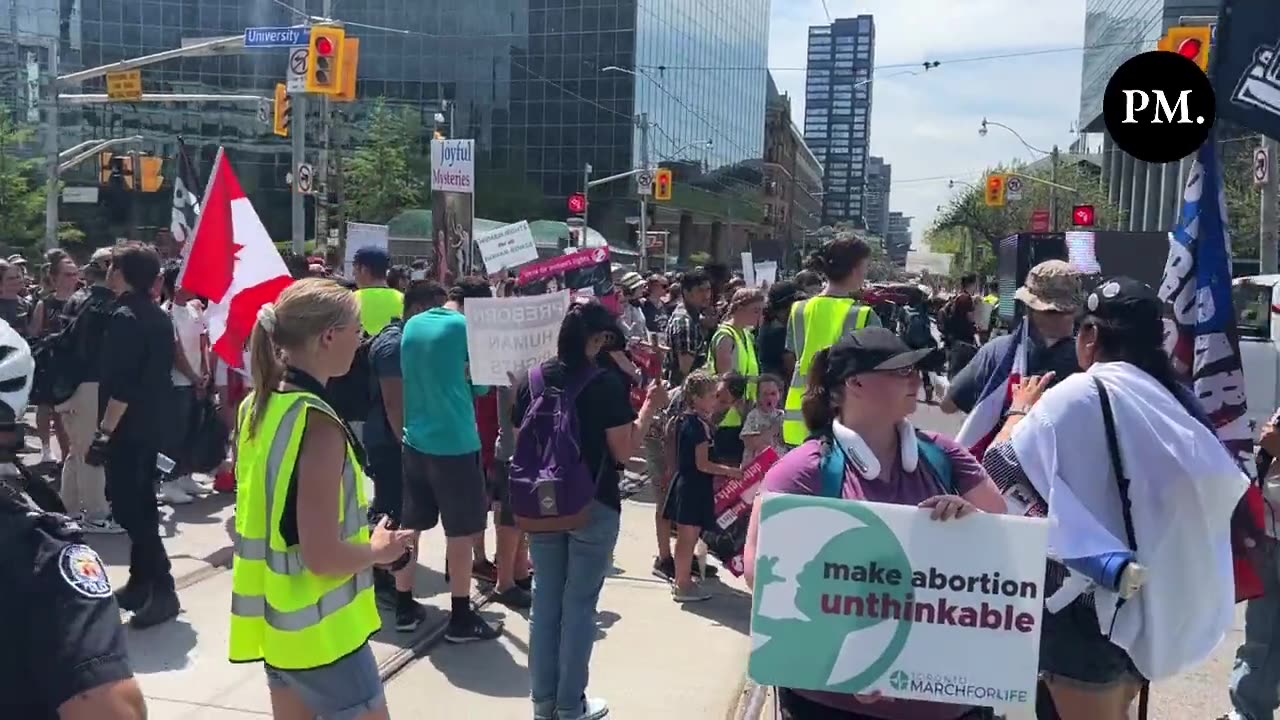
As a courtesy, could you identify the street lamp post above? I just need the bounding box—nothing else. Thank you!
[979,118,1062,230]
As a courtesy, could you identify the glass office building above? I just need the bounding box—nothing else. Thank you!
[804,15,874,226]
[2,0,770,252]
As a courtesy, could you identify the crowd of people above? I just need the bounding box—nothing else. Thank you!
[0,234,1268,720]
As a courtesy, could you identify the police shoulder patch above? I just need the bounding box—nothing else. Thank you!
[58,544,112,598]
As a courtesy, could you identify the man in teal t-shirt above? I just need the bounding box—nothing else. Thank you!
[399,276,502,644]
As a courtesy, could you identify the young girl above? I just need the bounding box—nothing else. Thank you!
[740,373,785,465]
[663,370,743,602]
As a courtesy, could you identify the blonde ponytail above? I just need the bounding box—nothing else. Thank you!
[248,314,283,437]
[244,279,359,437]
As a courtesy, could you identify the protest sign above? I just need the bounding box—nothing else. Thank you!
[476,220,539,272]
[518,247,618,313]
[754,261,777,287]
[749,495,1047,709]
[741,252,756,287]
[701,447,779,577]
[463,291,569,385]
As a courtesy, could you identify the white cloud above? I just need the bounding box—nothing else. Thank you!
[769,0,1086,245]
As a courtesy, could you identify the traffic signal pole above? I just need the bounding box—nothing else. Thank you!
[43,37,58,249]
[290,0,308,254]
[637,112,650,273]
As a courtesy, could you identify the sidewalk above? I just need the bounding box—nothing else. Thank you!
[83,475,755,719]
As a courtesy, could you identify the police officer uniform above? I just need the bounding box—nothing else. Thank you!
[0,480,136,719]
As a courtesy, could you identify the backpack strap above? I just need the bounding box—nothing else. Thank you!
[528,364,546,399]
[562,367,603,402]
[819,441,846,499]
[1094,377,1138,553]
[915,433,956,495]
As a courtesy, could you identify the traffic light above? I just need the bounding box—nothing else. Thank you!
[306,25,346,94]
[274,83,291,137]
[335,38,360,103]
[984,174,1006,207]
[654,168,673,202]
[1158,26,1212,73]
[1072,204,1097,227]
[567,192,587,215]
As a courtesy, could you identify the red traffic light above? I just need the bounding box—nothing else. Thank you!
[1072,204,1096,227]
[315,36,335,56]
[1176,38,1203,61]
[567,192,587,214]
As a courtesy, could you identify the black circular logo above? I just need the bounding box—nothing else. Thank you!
[1103,50,1216,164]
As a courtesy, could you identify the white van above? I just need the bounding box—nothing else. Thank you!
[1233,275,1280,431]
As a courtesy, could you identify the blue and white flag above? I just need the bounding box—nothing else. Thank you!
[955,319,1027,459]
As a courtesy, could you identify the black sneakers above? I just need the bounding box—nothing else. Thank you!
[114,580,149,612]
[652,556,676,582]
[492,585,533,610]
[130,587,181,628]
[444,611,504,643]
[395,600,429,633]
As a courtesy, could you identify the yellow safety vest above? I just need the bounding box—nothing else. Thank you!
[228,391,379,671]
[709,323,760,428]
[782,298,873,446]
[983,294,998,306]
[354,287,404,336]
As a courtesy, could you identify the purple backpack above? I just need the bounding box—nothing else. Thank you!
[509,364,604,531]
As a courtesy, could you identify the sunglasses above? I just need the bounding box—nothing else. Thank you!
[870,365,919,378]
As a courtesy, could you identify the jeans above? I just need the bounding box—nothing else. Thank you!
[1231,545,1280,719]
[528,501,621,716]
[106,435,173,588]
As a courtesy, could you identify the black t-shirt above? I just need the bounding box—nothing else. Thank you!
[512,359,637,512]
[101,292,177,443]
[676,413,714,484]
[756,322,789,379]
[0,493,133,719]
[945,292,977,345]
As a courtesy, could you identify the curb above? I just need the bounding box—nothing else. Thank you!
[728,679,770,720]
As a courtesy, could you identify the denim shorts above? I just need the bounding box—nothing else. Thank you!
[264,643,385,720]
[1039,594,1144,689]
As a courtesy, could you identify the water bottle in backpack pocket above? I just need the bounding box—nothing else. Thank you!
[509,365,605,532]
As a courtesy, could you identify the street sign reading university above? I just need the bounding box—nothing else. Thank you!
[244,26,311,48]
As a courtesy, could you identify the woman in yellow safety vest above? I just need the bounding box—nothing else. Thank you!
[782,237,881,447]
[228,278,414,720]
[709,288,765,464]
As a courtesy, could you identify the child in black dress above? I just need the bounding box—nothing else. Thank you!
[664,370,743,602]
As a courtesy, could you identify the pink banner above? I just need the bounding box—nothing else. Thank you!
[518,246,611,285]
[703,447,781,577]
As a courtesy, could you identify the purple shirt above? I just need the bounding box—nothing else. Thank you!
[761,433,988,720]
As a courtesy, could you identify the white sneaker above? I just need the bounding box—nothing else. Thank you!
[157,483,194,505]
[82,516,127,535]
[173,474,210,496]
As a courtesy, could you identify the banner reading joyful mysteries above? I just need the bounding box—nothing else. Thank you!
[749,495,1048,709]
[430,138,475,280]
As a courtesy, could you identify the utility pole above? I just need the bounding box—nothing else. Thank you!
[43,38,59,249]
[1262,135,1279,274]
[290,0,307,254]
[1049,144,1060,232]
[315,0,333,250]
[637,112,650,273]
[582,163,591,244]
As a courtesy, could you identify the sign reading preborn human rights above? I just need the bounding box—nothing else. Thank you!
[749,495,1048,709]
[464,291,569,385]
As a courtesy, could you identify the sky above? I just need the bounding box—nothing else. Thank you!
[768,0,1087,247]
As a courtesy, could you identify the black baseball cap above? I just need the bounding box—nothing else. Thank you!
[827,327,939,376]
[1081,276,1162,326]
[352,246,390,274]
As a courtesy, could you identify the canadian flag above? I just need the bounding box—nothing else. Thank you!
[177,148,293,368]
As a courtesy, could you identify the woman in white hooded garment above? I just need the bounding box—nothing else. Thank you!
[981,276,1247,720]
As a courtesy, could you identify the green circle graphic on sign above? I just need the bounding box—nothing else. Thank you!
[750,497,914,694]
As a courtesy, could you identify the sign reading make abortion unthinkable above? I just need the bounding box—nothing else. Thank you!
[749,495,1048,710]
[463,291,570,386]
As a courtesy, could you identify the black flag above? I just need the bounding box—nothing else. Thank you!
[170,137,202,245]
[1213,0,1280,139]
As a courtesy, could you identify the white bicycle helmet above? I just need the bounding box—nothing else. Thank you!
[0,318,34,426]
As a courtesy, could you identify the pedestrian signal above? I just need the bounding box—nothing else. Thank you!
[1158,26,1211,73]
[273,83,291,137]
[306,26,346,94]
[984,174,1006,208]
[654,168,673,202]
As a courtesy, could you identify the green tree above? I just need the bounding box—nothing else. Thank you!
[0,115,47,249]
[1223,137,1261,260]
[929,158,1124,275]
[344,98,426,224]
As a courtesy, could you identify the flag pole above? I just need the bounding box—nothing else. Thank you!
[176,146,225,289]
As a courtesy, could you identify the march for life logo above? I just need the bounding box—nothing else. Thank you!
[430,138,475,194]
[1103,50,1216,164]
[748,494,1048,710]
